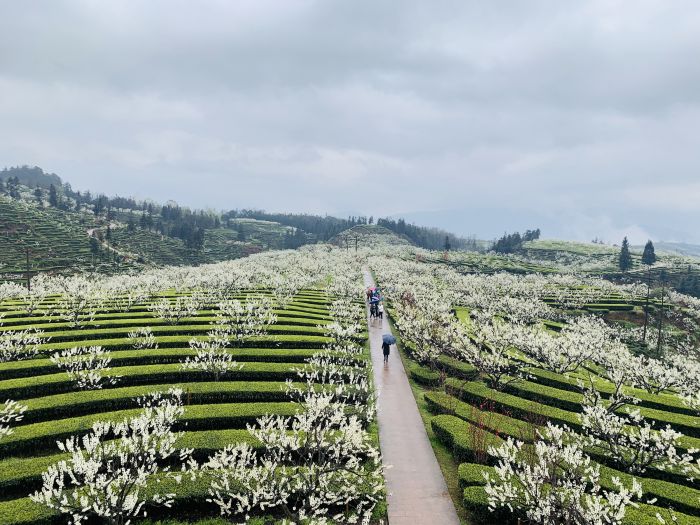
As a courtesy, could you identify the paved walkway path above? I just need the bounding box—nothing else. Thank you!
[363,268,461,525]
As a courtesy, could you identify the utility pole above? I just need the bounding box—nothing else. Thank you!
[26,248,31,292]
[656,277,665,358]
[642,267,650,342]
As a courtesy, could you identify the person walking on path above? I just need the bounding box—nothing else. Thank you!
[382,340,391,363]
[378,302,384,321]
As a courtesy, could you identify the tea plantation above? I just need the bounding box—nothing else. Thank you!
[0,288,369,525]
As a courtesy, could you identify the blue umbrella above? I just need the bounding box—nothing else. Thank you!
[382,334,396,345]
[369,297,379,304]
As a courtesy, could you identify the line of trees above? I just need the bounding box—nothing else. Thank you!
[376,217,470,251]
[222,209,351,242]
[491,229,541,254]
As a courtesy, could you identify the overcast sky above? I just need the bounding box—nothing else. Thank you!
[1,1,699,243]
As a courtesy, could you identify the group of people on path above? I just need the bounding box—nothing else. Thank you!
[367,287,391,363]
[366,288,384,320]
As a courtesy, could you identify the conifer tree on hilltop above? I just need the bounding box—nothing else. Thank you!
[619,236,633,272]
[48,184,58,207]
[642,240,656,266]
[33,185,43,206]
[127,211,136,232]
[444,235,451,251]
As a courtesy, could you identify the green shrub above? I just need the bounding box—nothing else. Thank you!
[19,381,299,424]
[504,379,700,439]
[409,366,440,386]
[0,348,325,381]
[0,429,263,498]
[0,362,307,400]
[0,402,297,458]
[526,368,694,418]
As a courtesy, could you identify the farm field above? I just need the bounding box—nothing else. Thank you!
[0,193,312,280]
[5,239,700,524]
[0,199,96,277]
[370,251,700,524]
[0,249,385,525]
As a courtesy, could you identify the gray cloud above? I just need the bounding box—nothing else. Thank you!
[1,0,699,243]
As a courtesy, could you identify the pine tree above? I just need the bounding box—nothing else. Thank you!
[619,237,633,272]
[139,212,147,230]
[34,185,43,206]
[94,197,104,217]
[127,212,136,232]
[444,235,451,251]
[238,229,246,242]
[641,240,656,266]
[48,184,58,207]
[89,236,100,256]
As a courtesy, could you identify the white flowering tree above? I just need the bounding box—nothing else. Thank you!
[0,327,49,362]
[215,294,277,348]
[50,277,103,328]
[127,326,158,350]
[205,390,384,524]
[0,399,27,440]
[576,354,698,476]
[31,388,193,525]
[394,301,454,370]
[484,423,642,525]
[147,296,199,325]
[50,345,121,390]
[455,318,531,391]
[19,287,47,316]
[516,317,609,375]
[181,325,243,381]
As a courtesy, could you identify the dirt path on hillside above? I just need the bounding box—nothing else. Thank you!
[86,226,130,258]
[363,268,461,525]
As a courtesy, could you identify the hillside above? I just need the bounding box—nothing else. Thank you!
[0,191,303,282]
[329,224,415,249]
[0,198,96,275]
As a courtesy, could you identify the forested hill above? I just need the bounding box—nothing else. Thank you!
[225,209,470,251]
[1,166,62,190]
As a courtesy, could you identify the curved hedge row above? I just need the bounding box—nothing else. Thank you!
[17,381,299,424]
[0,347,320,381]
[0,401,298,458]
[433,414,700,518]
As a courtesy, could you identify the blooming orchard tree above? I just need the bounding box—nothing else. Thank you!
[181,325,243,381]
[457,318,532,391]
[484,424,642,525]
[575,364,698,476]
[127,326,158,350]
[0,399,27,440]
[205,390,384,524]
[31,388,192,525]
[147,296,199,325]
[215,294,277,347]
[0,327,48,362]
[50,276,103,328]
[394,299,455,370]
[516,317,609,375]
[19,287,47,316]
[577,401,697,476]
[50,345,120,390]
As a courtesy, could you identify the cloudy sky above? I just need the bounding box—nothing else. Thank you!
[1,1,700,243]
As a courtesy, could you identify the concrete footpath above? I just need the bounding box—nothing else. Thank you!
[363,268,461,525]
